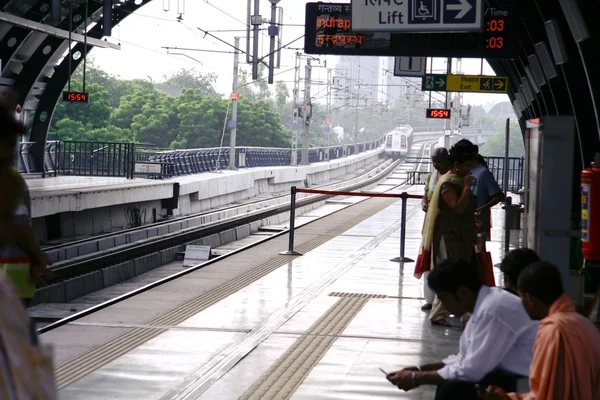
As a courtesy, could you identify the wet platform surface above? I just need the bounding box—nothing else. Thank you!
[42,186,520,400]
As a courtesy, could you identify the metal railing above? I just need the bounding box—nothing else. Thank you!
[405,156,525,192]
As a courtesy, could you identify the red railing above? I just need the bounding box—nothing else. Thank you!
[280,186,423,263]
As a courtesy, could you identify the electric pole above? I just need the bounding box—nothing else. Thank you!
[326,68,332,154]
[301,58,312,165]
[444,57,452,149]
[267,0,281,84]
[229,37,240,170]
[291,52,301,166]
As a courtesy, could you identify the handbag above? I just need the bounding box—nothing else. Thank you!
[413,245,432,279]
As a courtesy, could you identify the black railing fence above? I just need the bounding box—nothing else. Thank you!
[17,137,386,179]
[406,156,525,192]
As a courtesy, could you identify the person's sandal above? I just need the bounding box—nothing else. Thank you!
[431,318,452,327]
[421,303,432,311]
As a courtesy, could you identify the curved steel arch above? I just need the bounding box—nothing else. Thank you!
[14,0,154,172]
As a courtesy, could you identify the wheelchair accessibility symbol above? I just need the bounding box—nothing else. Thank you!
[409,0,440,23]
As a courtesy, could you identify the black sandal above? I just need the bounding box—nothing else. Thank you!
[431,318,452,327]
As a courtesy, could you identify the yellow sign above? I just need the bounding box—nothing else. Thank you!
[446,75,508,94]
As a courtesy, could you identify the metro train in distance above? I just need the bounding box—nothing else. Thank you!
[384,125,414,160]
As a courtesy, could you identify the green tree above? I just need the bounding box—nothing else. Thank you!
[156,68,219,98]
[480,123,525,157]
[51,81,112,131]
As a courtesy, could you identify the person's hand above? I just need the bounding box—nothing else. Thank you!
[464,174,474,188]
[30,252,54,287]
[387,370,416,391]
[422,199,429,212]
[475,206,486,216]
[478,385,511,400]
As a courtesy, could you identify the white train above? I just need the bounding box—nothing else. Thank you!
[383,125,414,159]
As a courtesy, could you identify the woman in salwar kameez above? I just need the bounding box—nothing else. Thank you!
[421,140,479,327]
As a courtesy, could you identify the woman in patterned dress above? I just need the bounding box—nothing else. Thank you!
[422,140,479,326]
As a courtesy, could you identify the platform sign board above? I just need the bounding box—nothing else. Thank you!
[183,245,211,266]
[304,2,518,58]
[134,162,162,174]
[421,74,508,93]
[393,57,426,77]
[351,0,483,32]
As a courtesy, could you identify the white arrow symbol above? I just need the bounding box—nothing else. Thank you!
[436,78,445,87]
[447,0,472,19]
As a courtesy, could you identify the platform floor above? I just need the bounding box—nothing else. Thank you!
[41,187,519,400]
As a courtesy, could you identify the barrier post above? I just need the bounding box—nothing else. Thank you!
[390,192,414,263]
[504,196,512,254]
[280,186,303,256]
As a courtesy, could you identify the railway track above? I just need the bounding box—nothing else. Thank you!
[38,139,437,294]
[38,139,438,333]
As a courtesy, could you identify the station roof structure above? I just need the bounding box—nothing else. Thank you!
[0,0,599,171]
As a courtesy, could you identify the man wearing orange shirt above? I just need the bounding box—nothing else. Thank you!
[483,261,600,400]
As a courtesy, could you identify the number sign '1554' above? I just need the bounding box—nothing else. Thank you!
[62,91,89,103]
[426,109,451,119]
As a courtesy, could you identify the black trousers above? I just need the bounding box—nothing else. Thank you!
[434,368,522,400]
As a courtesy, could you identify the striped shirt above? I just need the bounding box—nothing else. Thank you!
[0,276,55,399]
[0,168,34,298]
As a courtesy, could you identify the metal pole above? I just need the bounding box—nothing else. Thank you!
[503,118,511,254]
[267,0,278,84]
[291,52,300,166]
[279,186,302,255]
[444,57,451,148]
[251,0,260,80]
[228,37,240,171]
[326,68,332,157]
[301,59,311,165]
[390,192,415,263]
[245,0,251,64]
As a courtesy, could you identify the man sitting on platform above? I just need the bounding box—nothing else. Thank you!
[499,248,540,295]
[387,259,538,400]
[482,261,600,400]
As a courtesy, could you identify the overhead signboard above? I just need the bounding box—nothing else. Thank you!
[421,74,508,93]
[351,0,483,32]
[426,108,451,119]
[304,2,519,58]
[394,57,427,77]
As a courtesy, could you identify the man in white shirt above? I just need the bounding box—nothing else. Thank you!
[388,259,538,399]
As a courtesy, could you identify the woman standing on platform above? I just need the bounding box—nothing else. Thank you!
[419,147,451,311]
[421,140,479,327]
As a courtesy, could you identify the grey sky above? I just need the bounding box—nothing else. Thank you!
[91,0,511,108]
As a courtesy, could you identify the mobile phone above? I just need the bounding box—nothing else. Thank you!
[379,367,389,376]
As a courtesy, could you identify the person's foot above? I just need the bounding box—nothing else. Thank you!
[420,303,432,311]
[431,318,452,327]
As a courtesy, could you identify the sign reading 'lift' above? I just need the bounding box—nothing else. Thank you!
[351,0,483,32]
[421,74,508,93]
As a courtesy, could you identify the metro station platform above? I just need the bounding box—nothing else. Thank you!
[40,186,516,400]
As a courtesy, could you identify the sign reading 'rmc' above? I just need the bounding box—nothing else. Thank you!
[351,0,483,32]
[421,74,508,93]
[304,2,519,59]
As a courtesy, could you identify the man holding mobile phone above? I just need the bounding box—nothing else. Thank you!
[387,259,537,399]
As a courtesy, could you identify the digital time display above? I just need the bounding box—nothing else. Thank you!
[305,2,519,59]
[426,109,451,119]
[63,91,89,103]
[484,18,506,50]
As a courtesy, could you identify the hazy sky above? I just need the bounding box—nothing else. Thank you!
[91,0,510,107]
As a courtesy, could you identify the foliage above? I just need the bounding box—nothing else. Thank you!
[479,123,525,158]
[49,62,288,149]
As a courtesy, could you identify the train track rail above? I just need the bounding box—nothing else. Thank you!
[44,140,436,284]
[38,139,437,333]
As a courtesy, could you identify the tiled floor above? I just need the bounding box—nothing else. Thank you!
[47,190,519,400]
